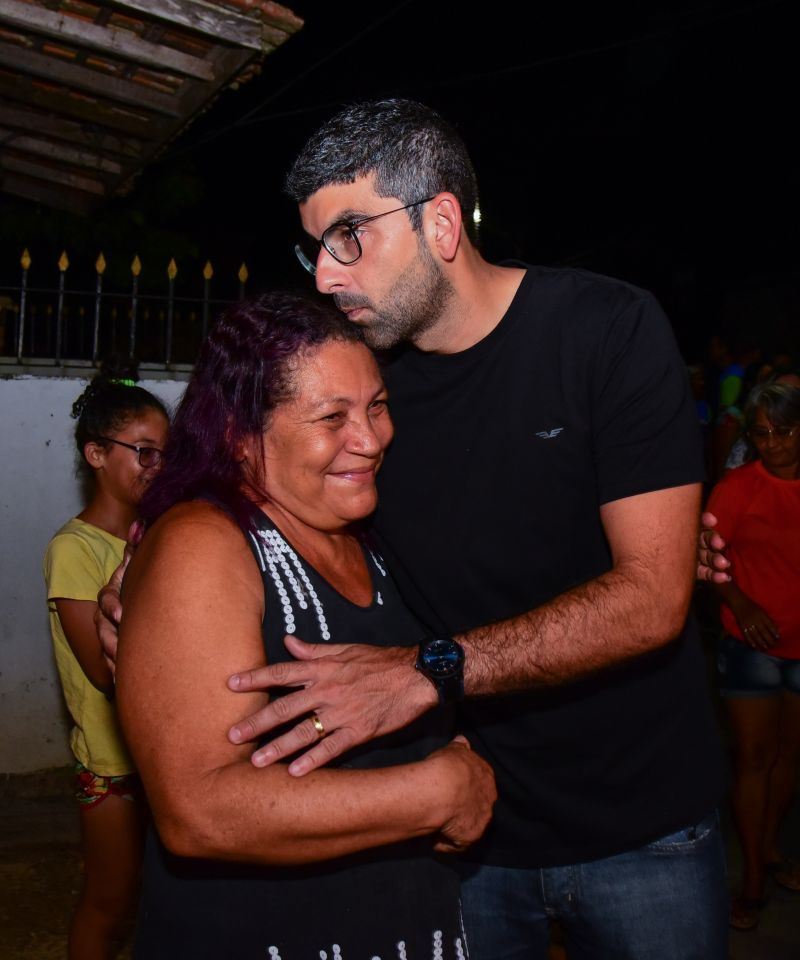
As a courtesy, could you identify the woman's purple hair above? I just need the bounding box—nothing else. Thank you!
[138,291,364,531]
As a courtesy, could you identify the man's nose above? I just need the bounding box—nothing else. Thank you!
[314,247,349,294]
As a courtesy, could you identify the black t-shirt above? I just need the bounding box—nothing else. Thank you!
[372,264,727,868]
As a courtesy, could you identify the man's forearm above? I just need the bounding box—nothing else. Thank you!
[226,486,701,773]
[459,561,692,696]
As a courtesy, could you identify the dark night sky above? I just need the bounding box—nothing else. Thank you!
[9,0,798,362]
[158,0,796,361]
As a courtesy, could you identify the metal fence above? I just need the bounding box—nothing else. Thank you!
[0,248,250,372]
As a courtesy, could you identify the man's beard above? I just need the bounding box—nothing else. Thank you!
[335,242,453,351]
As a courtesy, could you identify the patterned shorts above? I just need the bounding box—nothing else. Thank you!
[74,762,142,807]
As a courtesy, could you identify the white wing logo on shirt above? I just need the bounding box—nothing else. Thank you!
[535,427,564,439]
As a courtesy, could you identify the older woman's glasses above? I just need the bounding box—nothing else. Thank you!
[294,197,434,276]
[99,436,163,468]
[748,425,797,443]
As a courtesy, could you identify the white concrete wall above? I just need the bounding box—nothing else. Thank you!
[0,375,186,773]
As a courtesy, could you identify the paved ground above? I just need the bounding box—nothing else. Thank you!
[0,768,133,960]
[1,766,797,959]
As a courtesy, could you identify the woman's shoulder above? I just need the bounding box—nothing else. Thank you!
[717,459,760,488]
[708,460,764,518]
[125,500,263,615]
[147,499,242,543]
[131,501,247,576]
[44,517,124,573]
[48,516,122,547]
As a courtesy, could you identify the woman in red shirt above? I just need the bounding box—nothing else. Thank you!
[707,382,800,931]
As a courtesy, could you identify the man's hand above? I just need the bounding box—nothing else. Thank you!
[697,511,732,583]
[95,520,143,676]
[228,635,439,776]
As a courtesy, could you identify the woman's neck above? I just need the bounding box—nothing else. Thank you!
[761,459,800,481]
[259,503,373,607]
[79,491,137,541]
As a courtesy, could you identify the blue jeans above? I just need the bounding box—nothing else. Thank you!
[459,812,728,960]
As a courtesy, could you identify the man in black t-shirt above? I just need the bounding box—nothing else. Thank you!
[222,99,731,959]
[105,100,730,957]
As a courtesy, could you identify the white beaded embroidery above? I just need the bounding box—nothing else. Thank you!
[433,929,444,960]
[252,526,388,638]
[251,528,330,640]
[266,930,464,959]
[366,546,387,577]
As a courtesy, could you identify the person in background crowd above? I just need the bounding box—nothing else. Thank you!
[707,332,762,483]
[722,364,800,474]
[706,382,800,931]
[43,361,169,960]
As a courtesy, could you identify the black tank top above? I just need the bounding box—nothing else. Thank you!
[135,507,469,960]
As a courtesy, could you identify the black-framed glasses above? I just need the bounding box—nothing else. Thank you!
[747,425,797,442]
[98,436,163,468]
[294,196,434,276]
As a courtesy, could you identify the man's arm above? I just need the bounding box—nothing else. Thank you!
[229,482,701,775]
[463,482,700,693]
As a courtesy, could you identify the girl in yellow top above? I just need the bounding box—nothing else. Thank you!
[44,363,169,960]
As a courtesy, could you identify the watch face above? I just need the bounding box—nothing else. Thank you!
[422,638,465,678]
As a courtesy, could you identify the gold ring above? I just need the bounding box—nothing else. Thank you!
[311,714,326,739]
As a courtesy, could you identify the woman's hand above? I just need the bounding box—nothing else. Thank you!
[425,736,497,854]
[731,595,780,651]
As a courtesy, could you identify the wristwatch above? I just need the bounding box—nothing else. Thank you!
[415,636,465,703]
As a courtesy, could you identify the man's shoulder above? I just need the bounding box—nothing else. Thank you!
[508,264,667,349]
[513,262,658,309]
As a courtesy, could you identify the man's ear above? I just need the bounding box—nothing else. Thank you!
[427,193,463,262]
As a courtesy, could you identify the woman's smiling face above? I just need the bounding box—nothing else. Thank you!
[259,339,393,533]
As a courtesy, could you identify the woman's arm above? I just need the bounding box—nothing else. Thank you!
[55,598,114,693]
[116,501,494,866]
[712,579,780,650]
[706,472,779,650]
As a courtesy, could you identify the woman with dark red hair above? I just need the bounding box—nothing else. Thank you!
[115,291,495,959]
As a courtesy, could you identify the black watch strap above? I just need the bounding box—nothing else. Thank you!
[415,636,465,704]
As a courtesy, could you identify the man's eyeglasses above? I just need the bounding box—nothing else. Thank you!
[294,197,434,276]
[747,425,797,443]
[98,436,163,468]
